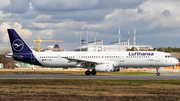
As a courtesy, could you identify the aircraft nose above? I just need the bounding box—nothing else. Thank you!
[174,58,179,65]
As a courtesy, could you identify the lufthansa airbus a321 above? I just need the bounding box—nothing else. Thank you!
[5,29,178,76]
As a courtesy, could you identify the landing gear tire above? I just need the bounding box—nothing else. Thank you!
[91,70,97,75]
[156,72,160,76]
[156,67,160,76]
[85,71,91,75]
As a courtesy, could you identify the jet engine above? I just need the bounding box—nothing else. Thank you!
[95,64,114,72]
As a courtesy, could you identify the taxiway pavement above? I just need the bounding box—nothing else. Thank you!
[0,69,179,79]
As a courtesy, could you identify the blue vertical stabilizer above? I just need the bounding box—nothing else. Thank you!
[7,29,32,53]
[7,29,42,66]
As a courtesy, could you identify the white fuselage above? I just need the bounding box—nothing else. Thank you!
[33,51,178,68]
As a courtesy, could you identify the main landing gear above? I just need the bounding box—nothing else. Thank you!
[156,67,160,76]
[85,69,97,75]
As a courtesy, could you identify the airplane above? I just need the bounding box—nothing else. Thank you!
[4,29,179,76]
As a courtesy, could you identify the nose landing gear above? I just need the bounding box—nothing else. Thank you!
[156,67,160,76]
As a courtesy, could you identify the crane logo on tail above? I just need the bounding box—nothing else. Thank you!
[12,39,24,51]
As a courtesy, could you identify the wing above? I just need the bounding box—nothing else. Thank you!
[62,57,118,67]
[62,57,100,63]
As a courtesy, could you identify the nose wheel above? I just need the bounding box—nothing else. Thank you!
[156,67,160,76]
[156,72,160,76]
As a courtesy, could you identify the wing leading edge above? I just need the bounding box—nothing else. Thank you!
[62,57,119,67]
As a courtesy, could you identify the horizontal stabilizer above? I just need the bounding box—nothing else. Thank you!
[4,54,23,59]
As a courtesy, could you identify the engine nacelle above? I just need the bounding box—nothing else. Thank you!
[95,64,114,72]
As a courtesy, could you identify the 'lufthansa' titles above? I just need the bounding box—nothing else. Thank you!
[129,52,154,56]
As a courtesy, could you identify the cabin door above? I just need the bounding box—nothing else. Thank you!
[76,54,81,59]
[155,53,160,62]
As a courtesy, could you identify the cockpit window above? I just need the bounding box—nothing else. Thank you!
[165,55,173,58]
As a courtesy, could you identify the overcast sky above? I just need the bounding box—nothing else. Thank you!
[0,0,180,50]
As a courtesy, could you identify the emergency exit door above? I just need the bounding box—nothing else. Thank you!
[120,54,124,62]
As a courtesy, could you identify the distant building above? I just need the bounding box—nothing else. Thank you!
[75,40,153,51]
